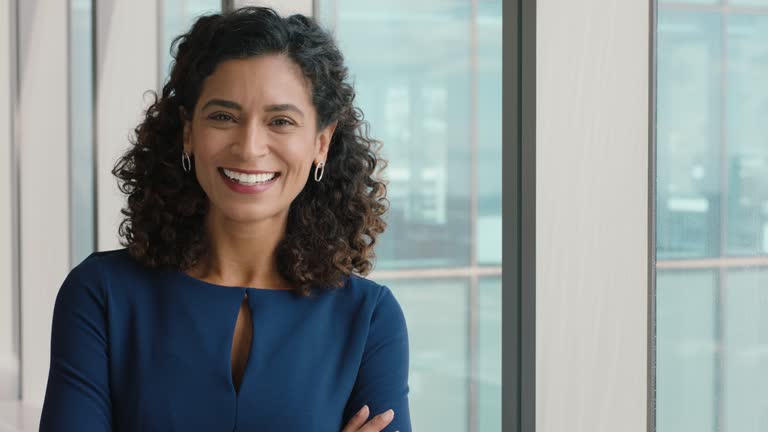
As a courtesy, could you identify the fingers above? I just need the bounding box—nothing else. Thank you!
[356,408,395,432]
[340,405,396,432]
[341,404,369,432]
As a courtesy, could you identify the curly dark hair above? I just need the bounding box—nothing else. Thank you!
[111,6,389,297]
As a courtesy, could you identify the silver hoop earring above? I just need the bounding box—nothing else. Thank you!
[182,151,191,173]
[314,161,325,182]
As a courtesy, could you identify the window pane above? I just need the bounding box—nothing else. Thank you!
[477,277,501,432]
[315,4,501,431]
[725,14,768,256]
[730,0,768,6]
[70,0,95,265]
[657,4,768,432]
[724,269,768,431]
[318,1,473,269]
[656,270,718,432]
[384,279,469,432]
[161,0,220,83]
[477,1,502,266]
[657,10,722,259]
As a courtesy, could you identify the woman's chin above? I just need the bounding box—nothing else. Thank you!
[215,205,287,225]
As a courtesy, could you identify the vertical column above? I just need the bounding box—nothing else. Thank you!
[17,0,71,403]
[536,0,650,431]
[95,0,160,251]
[0,0,19,401]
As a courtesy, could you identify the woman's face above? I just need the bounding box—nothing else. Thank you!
[182,54,335,225]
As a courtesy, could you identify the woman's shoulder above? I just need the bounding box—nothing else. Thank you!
[64,248,126,285]
[341,274,406,327]
[61,248,148,297]
[340,273,390,302]
[80,247,134,267]
[54,249,134,315]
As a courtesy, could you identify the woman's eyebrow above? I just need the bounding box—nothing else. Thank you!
[201,98,242,111]
[264,104,304,118]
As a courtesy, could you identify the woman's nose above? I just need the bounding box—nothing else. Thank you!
[232,120,269,159]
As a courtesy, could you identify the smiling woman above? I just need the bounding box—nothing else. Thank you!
[182,55,333,220]
[111,8,389,296]
[39,6,411,432]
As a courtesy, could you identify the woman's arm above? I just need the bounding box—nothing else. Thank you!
[40,254,112,431]
[342,285,412,432]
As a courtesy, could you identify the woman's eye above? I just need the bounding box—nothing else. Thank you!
[209,113,235,122]
[271,118,294,127]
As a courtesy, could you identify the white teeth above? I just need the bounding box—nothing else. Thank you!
[222,168,277,185]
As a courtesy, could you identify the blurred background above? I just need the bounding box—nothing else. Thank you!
[0,0,502,430]
[8,0,768,430]
[657,1,768,431]
[6,0,768,431]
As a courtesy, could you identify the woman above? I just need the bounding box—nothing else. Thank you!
[39,6,411,432]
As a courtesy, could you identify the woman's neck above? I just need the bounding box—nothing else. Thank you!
[189,209,293,290]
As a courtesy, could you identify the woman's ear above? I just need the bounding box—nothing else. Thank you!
[315,121,338,161]
[180,106,191,153]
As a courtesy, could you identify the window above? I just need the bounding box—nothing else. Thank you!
[160,0,221,83]
[316,1,502,430]
[656,2,768,430]
[70,0,95,265]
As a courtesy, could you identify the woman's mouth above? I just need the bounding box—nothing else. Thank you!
[219,167,280,185]
[218,167,280,194]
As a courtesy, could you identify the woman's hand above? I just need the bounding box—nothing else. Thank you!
[342,405,397,432]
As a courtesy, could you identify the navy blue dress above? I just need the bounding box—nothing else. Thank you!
[39,249,411,431]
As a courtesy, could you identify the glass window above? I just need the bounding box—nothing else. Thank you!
[477,277,501,431]
[383,279,469,432]
[70,0,95,266]
[730,0,768,5]
[477,1,502,266]
[656,270,717,431]
[161,0,221,84]
[657,10,721,260]
[656,2,768,432]
[315,3,502,429]
[725,14,768,256]
[723,269,768,431]
[317,1,474,269]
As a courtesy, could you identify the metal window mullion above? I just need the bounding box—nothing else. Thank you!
[66,0,73,271]
[648,0,658,429]
[505,1,536,431]
[715,8,730,431]
[467,0,480,430]
[91,0,99,252]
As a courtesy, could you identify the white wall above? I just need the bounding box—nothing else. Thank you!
[536,0,650,431]
[0,0,18,401]
[17,0,71,404]
[96,0,159,252]
[12,0,162,406]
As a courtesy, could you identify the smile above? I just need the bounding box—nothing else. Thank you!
[219,167,280,185]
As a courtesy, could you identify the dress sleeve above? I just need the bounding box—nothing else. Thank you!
[39,255,112,431]
[343,285,412,432]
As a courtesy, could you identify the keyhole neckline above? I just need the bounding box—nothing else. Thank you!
[174,269,298,294]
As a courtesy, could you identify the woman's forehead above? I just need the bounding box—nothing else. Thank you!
[198,55,312,111]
